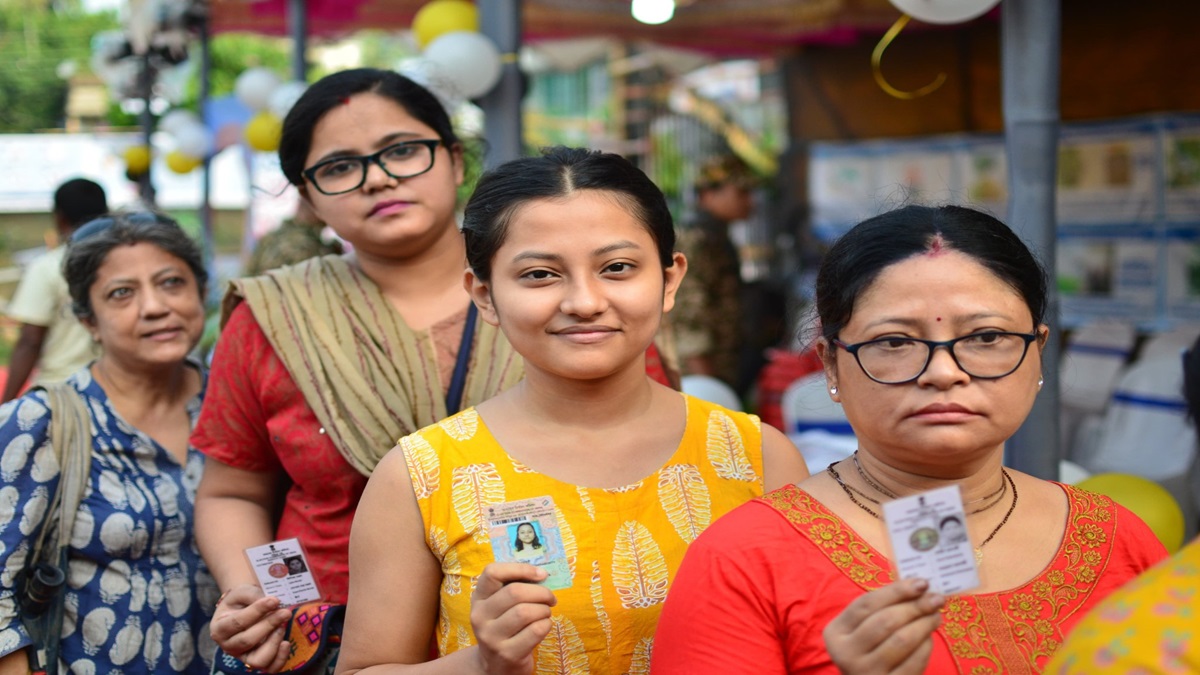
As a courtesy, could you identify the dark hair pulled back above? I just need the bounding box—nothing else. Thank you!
[279,68,460,186]
[462,146,676,281]
[815,204,1048,342]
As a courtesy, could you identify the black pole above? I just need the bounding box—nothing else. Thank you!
[478,0,523,167]
[289,0,307,81]
[198,17,215,292]
[137,53,156,206]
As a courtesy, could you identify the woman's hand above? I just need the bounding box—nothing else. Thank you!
[823,578,945,675]
[469,563,557,675]
[210,583,293,673]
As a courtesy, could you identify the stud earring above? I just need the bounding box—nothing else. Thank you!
[1037,377,1044,388]
[829,386,838,395]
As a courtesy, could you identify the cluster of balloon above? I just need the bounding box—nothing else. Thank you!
[150,69,306,175]
[400,1,502,110]
[235,68,308,154]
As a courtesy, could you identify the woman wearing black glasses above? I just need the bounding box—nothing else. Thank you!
[193,68,681,674]
[651,205,1169,674]
[190,69,528,673]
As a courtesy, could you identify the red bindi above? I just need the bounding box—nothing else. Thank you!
[339,96,351,105]
[936,317,942,321]
[925,234,947,257]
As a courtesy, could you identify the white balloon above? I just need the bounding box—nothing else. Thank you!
[396,57,463,112]
[173,123,212,158]
[268,80,308,119]
[159,109,200,136]
[423,31,502,100]
[234,67,282,112]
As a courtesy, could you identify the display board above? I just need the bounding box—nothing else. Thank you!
[809,114,1200,329]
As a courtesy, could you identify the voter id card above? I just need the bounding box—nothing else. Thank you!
[882,485,980,595]
[245,538,322,606]
[486,496,572,590]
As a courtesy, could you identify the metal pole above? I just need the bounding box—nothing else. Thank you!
[138,54,156,206]
[1003,0,1061,480]
[478,0,523,168]
[198,17,216,296]
[289,0,307,81]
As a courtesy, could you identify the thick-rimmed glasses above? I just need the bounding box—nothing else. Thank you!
[302,139,440,195]
[832,331,1039,384]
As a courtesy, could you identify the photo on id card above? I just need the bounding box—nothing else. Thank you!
[881,484,980,595]
[486,496,572,590]
[245,537,323,607]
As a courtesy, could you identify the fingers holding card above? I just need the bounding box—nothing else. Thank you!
[486,496,572,591]
[882,486,980,595]
[245,538,323,606]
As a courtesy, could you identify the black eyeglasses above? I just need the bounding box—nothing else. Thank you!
[832,331,1040,384]
[302,139,440,195]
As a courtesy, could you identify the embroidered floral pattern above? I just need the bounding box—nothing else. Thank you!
[756,484,1122,674]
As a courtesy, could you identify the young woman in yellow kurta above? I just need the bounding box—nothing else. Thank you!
[337,147,810,675]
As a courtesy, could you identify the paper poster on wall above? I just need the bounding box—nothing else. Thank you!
[809,145,879,231]
[1058,230,1159,325]
[875,143,960,208]
[956,139,1007,219]
[1163,119,1200,221]
[1164,226,1200,320]
[1056,124,1157,225]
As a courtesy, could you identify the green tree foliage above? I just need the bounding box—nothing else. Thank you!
[0,0,118,131]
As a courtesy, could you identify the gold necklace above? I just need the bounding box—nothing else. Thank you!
[825,461,1020,562]
[853,452,1008,513]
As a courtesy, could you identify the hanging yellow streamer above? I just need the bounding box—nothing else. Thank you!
[872,14,947,100]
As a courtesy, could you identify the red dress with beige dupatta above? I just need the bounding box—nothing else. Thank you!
[651,483,1167,675]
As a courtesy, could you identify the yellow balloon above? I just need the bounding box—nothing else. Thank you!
[123,145,151,176]
[413,0,478,49]
[1076,473,1186,553]
[166,150,203,174]
[245,112,283,153]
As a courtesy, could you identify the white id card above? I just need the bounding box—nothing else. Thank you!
[245,538,322,606]
[486,496,572,590]
[882,485,980,595]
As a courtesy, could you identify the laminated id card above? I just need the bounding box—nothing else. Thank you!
[245,538,322,606]
[882,485,980,595]
[486,496,572,590]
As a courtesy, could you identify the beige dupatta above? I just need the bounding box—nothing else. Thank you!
[223,255,523,476]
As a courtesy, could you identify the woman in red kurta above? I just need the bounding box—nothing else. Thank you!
[652,205,1168,674]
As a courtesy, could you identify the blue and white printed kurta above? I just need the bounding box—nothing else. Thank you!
[0,368,217,674]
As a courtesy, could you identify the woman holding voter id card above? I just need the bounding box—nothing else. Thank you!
[336,147,809,675]
[651,205,1169,674]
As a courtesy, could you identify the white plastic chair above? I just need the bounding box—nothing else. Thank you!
[781,372,857,473]
[681,375,742,412]
[1060,319,1136,414]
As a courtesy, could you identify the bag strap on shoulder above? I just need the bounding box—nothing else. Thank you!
[29,383,93,567]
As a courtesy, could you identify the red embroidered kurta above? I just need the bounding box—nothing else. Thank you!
[651,483,1168,675]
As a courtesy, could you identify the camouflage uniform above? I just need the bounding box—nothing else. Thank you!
[246,220,343,276]
[670,210,743,387]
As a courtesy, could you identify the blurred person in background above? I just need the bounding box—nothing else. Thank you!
[245,200,343,276]
[2,178,107,402]
[671,155,756,390]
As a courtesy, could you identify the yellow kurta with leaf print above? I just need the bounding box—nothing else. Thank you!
[401,393,765,674]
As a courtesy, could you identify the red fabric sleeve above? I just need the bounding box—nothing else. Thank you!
[652,501,792,675]
[191,302,283,472]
